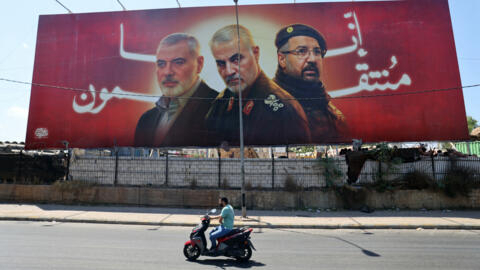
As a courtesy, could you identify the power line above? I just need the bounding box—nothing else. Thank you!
[54,0,72,13]
[116,0,126,11]
[176,0,181,8]
[0,77,478,101]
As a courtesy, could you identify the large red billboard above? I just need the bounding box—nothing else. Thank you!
[26,0,468,149]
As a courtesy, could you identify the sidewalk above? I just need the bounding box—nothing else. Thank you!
[0,203,479,229]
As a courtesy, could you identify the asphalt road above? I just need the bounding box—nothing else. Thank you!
[1,221,479,270]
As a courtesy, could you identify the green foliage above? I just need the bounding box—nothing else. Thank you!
[371,143,403,183]
[370,177,394,193]
[467,116,478,133]
[317,156,343,187]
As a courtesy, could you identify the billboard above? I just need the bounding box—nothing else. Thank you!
[25,0,468,149]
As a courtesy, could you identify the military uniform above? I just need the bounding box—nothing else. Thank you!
[274,69,348,143]
[134,81,218,147]
[205,71,311,146]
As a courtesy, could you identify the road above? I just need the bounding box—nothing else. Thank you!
[1,221,479,270]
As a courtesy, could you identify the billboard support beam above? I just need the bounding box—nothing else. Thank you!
[62,141,70,181]
[114,147,119,186]
[234,0,247,218]
[271,147,275,189]
[217,148,222,188]
[165,151,169,187]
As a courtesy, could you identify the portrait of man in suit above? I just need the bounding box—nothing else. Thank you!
[134,33,218,147]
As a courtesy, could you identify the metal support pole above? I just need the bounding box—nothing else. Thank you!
[218,148,222,188]
[165,151,169,187]
[466,141,472,155]
[17,150,23,183]
[431,155,436,181]
[378,160,381,181]
[234,0,246,218]
[65,149,70,181]
[271,147,275,189]
[114,147,119,186]
[62,141,70,181]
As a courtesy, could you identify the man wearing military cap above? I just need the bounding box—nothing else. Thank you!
[206,24,311,146]
[274,23,348,143]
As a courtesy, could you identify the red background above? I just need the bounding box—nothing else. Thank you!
[25,0,468,149]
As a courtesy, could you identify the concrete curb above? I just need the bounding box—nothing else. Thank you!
[2,217,480,230]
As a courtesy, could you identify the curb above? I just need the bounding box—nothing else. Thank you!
[1,217,480,230]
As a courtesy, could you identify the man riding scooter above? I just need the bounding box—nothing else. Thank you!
[208,197,234,252]
[183,197,254,261]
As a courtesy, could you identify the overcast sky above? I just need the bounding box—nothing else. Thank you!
[0,0,478,142]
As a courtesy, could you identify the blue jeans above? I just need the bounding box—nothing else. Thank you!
[209,225,231,249]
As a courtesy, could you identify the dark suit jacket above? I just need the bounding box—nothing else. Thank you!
[134,81,218,147]
[205,71,311,146]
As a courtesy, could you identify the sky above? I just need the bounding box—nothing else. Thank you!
[0,0,479,142]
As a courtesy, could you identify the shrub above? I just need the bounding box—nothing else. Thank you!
[284,174,301,192]
[335,185,367,210]
[245,181,253,190]
[220,178,230,189]
[442,167,476,197]
[317,157,343,187]
[189,178,197,189]
[401,171,437,190]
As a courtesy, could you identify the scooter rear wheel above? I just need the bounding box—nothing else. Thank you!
[235,246,252,262]
[183,244,201,261]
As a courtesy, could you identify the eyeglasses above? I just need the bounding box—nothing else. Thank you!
[280,47,324,58]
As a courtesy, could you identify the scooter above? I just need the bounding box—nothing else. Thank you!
[183,209,256,262]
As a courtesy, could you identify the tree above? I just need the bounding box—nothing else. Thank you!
[467,116,478,134]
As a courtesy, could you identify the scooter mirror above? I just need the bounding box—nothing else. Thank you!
[208,209,217,215]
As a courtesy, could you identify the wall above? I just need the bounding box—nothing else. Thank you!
[1,184,479,210]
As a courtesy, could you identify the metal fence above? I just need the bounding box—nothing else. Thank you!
[69,155,480,189]
[356,156,480,184]
[69,155,347,189]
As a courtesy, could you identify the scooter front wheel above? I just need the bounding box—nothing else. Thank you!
[183,243,201,261]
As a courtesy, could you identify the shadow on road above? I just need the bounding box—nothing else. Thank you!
[274,228,381,257]
[192,259,266,269]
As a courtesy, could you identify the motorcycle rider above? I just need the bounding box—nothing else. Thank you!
[209,197,235,251]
